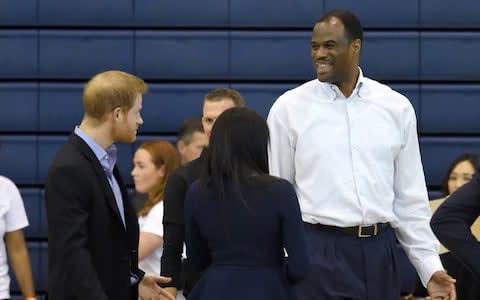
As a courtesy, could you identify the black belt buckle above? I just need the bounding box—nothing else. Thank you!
[357,224,378,238]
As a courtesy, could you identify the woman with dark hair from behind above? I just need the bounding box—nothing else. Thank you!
[412,153,480,299]
[184,107,309,300]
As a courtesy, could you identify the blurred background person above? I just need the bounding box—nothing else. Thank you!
[412,153,480,299]
[0,175,37,300]
[132,140,180,278]
[133,118,207,213]
[184,107,309,300]
[177,118,208,166]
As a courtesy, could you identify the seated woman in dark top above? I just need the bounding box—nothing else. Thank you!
[184,107,309,300]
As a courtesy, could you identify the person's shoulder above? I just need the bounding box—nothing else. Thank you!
[148,201,164,217]
[269,79,319,117]
[262,176,295,193]
[362,77,415,114]
[0,175,18,192]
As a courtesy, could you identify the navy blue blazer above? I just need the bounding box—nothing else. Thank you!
[431,172,480,279]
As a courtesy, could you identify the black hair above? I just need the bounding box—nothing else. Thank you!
[441,153,480,196]
[316,9,363,42]
[201,107,274,210]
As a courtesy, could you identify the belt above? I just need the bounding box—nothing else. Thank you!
[304,222,390,238]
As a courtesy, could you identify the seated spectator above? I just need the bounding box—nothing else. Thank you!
[0,175,37,300]
[184,107,309,300]
[177,117,208,165]
[131,141,180,277]
[412,153,480,299]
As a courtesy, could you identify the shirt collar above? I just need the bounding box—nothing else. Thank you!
[320,67,366,101]
[74,126,118,174]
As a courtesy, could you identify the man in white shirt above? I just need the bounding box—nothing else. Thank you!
[267,9,456,300]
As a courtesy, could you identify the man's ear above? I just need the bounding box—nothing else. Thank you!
[352,39,361,56]
[177,140,186,154]
[112,107,122,121]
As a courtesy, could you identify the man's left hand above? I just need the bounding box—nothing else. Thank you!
[425,271,456,300]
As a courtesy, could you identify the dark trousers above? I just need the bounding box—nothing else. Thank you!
[295,223,400,300]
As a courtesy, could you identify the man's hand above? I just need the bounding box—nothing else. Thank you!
[138,275,175,300]
[425,271,456,300]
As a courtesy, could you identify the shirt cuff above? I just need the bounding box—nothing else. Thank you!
[416,254,444,287]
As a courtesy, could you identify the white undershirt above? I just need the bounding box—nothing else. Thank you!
[138,201,164,275]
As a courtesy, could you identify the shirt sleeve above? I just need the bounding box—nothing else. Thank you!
[267,99,296,183]
[431,173,480,279]
[391,108,444,287]
[140,202,164,237]
[1,176,29,232]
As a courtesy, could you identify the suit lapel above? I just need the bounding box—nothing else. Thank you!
[69,134,125,228]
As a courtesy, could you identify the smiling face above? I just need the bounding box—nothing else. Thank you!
[112,94,143,143]
[131,148,165,194]
[447,160,476,194]
[311,17,360,92]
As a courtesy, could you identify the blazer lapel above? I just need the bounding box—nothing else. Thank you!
[70,134,125,227]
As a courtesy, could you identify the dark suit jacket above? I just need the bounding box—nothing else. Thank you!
[161,151,206,295]
[431,172,480,279]
[45,133,143,300]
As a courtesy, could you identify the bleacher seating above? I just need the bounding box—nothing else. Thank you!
[1,1,479,297]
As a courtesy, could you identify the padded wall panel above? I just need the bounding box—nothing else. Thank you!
[420,0,480,28]
[230,32,313,80]
[389,84,420,120]
[420,137,480,187]
[231,84,297,118]
[325,0,419,28]
[420,85,480,134]
[135,31,229,79]
[362,32,419,81]
[38,0,132,26]
[420,32,480,81]
[39,30,134,78]
[40,190,48,238]
[116,143,134,185]
[37,136,67,185]
[139,84,216,133]
[134,0,228,26]
[0,0,37,26]
[0,83,38,131]
[39,243,48,291]
[0,136,37,184]
[230,0,323,27]
[20,188,43,238]
[39,83,83,132]
[0,30,38,78]
[134,135,177,151]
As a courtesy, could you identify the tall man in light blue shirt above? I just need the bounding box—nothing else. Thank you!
[45,70,174,300]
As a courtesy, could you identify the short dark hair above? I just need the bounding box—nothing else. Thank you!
[204,88,245,107]
[441,153,480,196]
[202,107,274,208]
[316,9,363,42]
[178,117,204,144]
